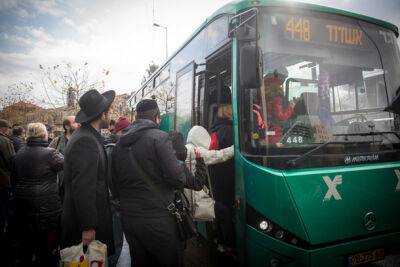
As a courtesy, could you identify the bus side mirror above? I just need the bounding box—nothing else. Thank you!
[239,44,260,89]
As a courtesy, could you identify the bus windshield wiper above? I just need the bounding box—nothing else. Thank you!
[287,141,338,168]
[286,140,378,168]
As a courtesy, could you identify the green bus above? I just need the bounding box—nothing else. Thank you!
[129,1,400,266]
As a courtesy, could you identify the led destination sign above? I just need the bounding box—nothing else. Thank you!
[283,16,365,47]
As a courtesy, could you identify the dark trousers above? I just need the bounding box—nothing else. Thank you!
[210,163,236,248]
[0,189,9,265]
[18,229,59,267]
[108,205,124,267]
[214,201,235,248]
[121,215,184,267]
[6,200,60,267]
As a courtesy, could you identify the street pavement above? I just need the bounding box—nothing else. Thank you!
[372,255,400,267]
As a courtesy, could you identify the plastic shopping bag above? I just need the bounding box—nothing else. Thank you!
[60,240,108,267]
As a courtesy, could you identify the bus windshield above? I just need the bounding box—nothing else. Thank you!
[240,8,400,169]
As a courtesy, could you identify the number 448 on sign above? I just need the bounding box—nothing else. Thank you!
[285,17,310,42]
[286,136,303,144]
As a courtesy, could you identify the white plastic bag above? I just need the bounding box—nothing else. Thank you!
[60,240,108,267]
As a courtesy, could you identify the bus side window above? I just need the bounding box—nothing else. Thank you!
[194,73,206,126]
[152,79,175,131]
[175,63,195,139]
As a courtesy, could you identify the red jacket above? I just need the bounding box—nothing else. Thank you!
[267,95,294,122]
[267,96,294,143]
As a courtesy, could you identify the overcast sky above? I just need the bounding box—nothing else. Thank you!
[0,0,399,104]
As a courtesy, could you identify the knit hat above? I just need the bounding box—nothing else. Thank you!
[136,99,159,113]
[114,117,130,133]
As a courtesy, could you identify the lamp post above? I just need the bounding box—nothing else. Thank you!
[153,23,168,60]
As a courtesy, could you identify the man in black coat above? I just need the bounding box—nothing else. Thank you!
[112,99,204,267]
[61,89,115,256]
[10,126,25,153]
[0,119,15,265]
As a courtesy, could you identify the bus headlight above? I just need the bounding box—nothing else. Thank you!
[259,220,273,232]
[259,220,269,231]
[247,204,309,248]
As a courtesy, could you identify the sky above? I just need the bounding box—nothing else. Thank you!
[0,0,399,107]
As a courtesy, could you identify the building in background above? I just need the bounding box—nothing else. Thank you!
[0,93,131,132]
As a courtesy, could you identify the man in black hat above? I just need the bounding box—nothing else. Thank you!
[112,99,204,267]
[61,89,115,256]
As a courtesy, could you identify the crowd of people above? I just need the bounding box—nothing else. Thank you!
[0,88,236,267]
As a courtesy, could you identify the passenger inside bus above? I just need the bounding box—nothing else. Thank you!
[251,68,295,144]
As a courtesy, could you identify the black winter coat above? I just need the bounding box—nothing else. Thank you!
[112,119,204,218]
[209,118,235,206]
[11,138,63,229]
[10,135,24,153]
[61,124,114,254]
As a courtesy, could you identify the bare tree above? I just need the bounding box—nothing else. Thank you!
[38,62,109,110]
[0,81,34,109]
[141,62,159,85]
[152,80,175,115]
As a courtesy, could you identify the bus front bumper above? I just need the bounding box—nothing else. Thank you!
[245,225,400,267]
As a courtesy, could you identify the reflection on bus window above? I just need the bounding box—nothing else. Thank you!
[239,8,400,169]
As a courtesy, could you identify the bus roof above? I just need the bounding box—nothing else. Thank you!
[212,0,398,35]
[132,0,399,100]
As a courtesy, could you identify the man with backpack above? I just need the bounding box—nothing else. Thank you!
[112,99,204,267]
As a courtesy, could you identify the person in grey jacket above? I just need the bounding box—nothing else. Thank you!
[112,99,204,267]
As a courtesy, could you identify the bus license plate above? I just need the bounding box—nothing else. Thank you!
[349,248,385,266]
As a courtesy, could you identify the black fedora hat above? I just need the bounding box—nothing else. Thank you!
[76,89,115,124]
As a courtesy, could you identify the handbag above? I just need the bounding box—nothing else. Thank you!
[173,191,198,240]
[186,152,216,221]
[127,146,197,241]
